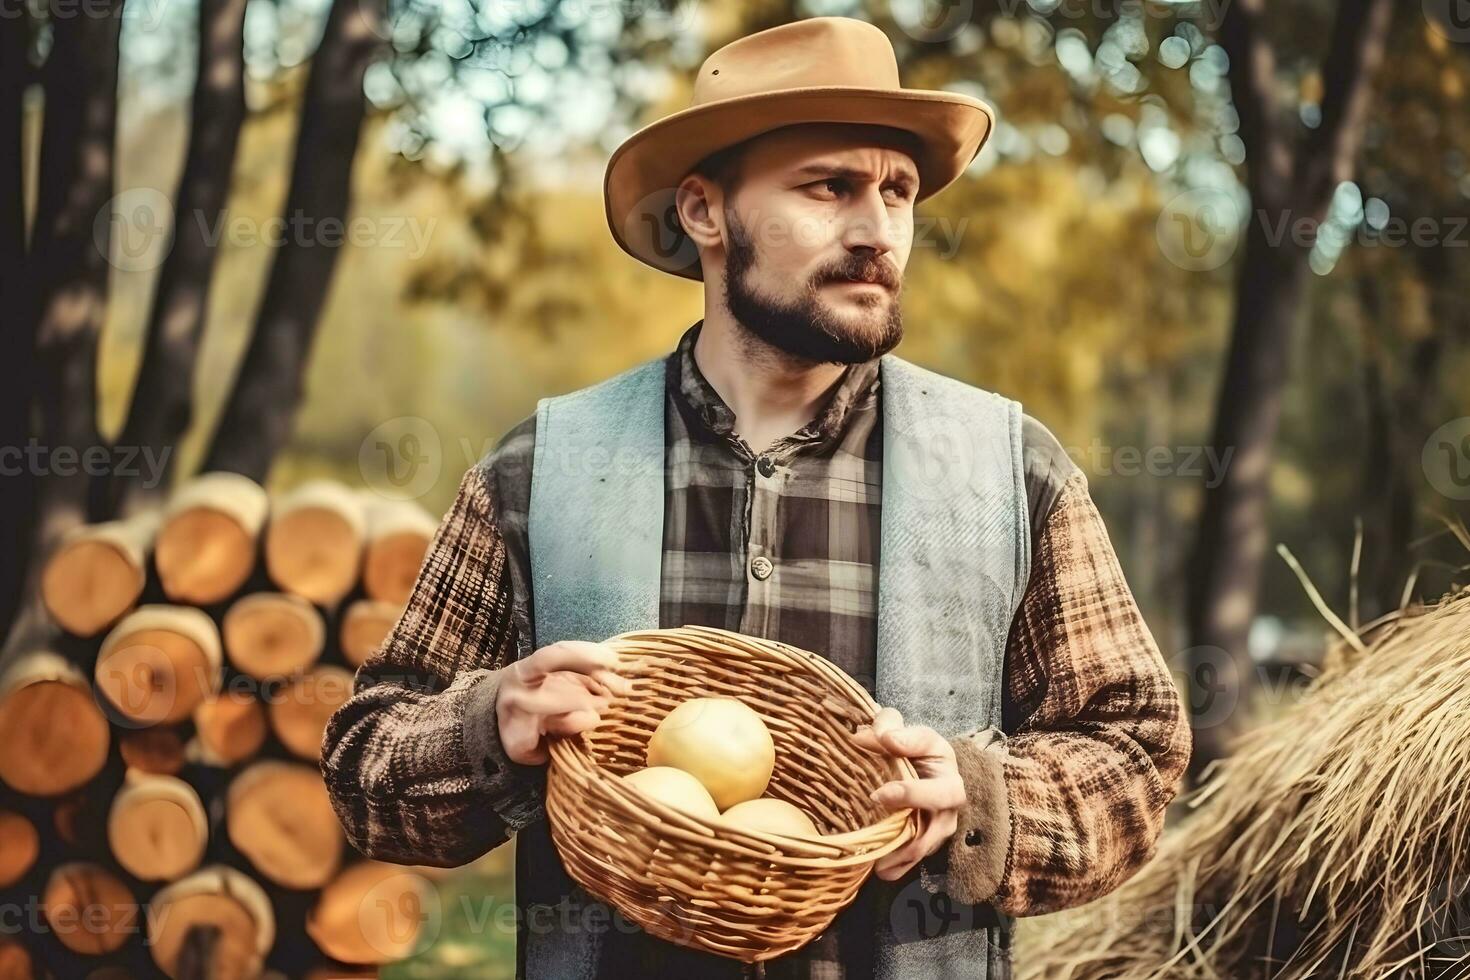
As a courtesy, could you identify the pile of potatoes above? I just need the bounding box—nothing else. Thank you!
[621,696,823,839]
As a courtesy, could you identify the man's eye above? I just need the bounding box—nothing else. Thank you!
[816,178,845,196]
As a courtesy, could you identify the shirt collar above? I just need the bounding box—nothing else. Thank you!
[666,319,881,452]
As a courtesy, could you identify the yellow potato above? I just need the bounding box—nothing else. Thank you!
[719,797,821,839]
[646,697,775,809]
[619,766,721,821]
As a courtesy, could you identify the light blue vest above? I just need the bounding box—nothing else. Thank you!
[517,351,1030,980]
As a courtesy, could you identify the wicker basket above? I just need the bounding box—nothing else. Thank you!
[544,624,919,963]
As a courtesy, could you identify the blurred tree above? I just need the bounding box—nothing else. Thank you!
[1349,18,1470,618]
[1,0,127,650]
[199,0,388,482]
[0,3,34,642]
[1185,0,1394,773]
[98,0,251,518]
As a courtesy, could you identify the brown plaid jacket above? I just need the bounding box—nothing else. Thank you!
[321,321,1191,978]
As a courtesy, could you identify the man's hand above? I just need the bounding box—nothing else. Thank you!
[495,640,633,766]
[851,706,968,881]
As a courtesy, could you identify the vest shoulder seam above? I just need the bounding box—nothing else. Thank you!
[881,353,1019,411]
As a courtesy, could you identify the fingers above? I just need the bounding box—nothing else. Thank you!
[868,774,967,812]
[590,667,634,697]
[851,723,953,766]
[874,811,956,881]
[501,672,611,718]
[871,706,904,737]
[521,641,630,691]
[498,642,634,767]
[541,708,604,736]
[850,706,903,753]
[500,718,549,766]
[499,676,612,765]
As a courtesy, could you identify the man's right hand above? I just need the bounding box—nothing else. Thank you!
[495,640,633,765]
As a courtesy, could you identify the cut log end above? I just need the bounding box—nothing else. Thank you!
[227,762,344,890]
[0,656,111,796]
[268,665,354,762]
[42,862,139,956]
[222,592,325,680]
[0,936,33,980]
[156,508,258,606]
[308,861,433,964]
[339,600,404,668]
[42,537,147,637]
[362,531,429,605]
[119,726,187,776]
[193,691,268,766]
[148,866,275,980]
[96,607,222,726]
[265,482,365,606]
[0,811,40,889]
[107,772,209,883]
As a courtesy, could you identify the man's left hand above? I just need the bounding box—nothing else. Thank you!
[850,706,967,881]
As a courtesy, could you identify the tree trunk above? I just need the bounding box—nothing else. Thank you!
[1186,0,1393,776]
[0,7,36,645]
[200,0,385,481]
[1185,221,1312,773]
[0,10,28,311]
[1355,273,1438,621]
[2,0,128,655]
[99,0,251,520]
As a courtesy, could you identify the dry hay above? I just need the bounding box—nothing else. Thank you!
[1019,587,1470,980]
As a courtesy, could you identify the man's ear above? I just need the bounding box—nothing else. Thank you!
[674,173,724,252]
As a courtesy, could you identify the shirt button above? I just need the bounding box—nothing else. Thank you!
[750,555,773,580]
[756,455,775,478]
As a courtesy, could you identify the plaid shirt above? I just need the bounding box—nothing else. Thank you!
[322,321,1191,978]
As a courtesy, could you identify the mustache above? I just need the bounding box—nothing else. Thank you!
[819,255,901,292]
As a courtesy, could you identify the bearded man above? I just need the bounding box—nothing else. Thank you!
[322,16,1191,980]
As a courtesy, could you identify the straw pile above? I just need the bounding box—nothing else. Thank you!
[1019,586,1470,980]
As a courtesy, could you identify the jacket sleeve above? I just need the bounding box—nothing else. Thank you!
[944,470,1192,915]
[319,458,547,868]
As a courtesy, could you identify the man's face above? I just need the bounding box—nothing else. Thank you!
[704,124,920,365]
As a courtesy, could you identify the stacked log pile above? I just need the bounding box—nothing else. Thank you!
[0,474,445,979]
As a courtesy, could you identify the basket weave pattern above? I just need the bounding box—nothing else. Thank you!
[545,624,919,963]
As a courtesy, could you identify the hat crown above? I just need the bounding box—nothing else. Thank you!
[693,17,901,106]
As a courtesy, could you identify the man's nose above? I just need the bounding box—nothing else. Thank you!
[839,188,904,257]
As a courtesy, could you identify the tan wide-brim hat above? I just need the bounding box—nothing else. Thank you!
[604,16,996,281]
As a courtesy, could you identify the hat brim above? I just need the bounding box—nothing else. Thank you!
[603,87,996,281]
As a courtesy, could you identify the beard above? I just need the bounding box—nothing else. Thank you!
[721,209,904,365]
